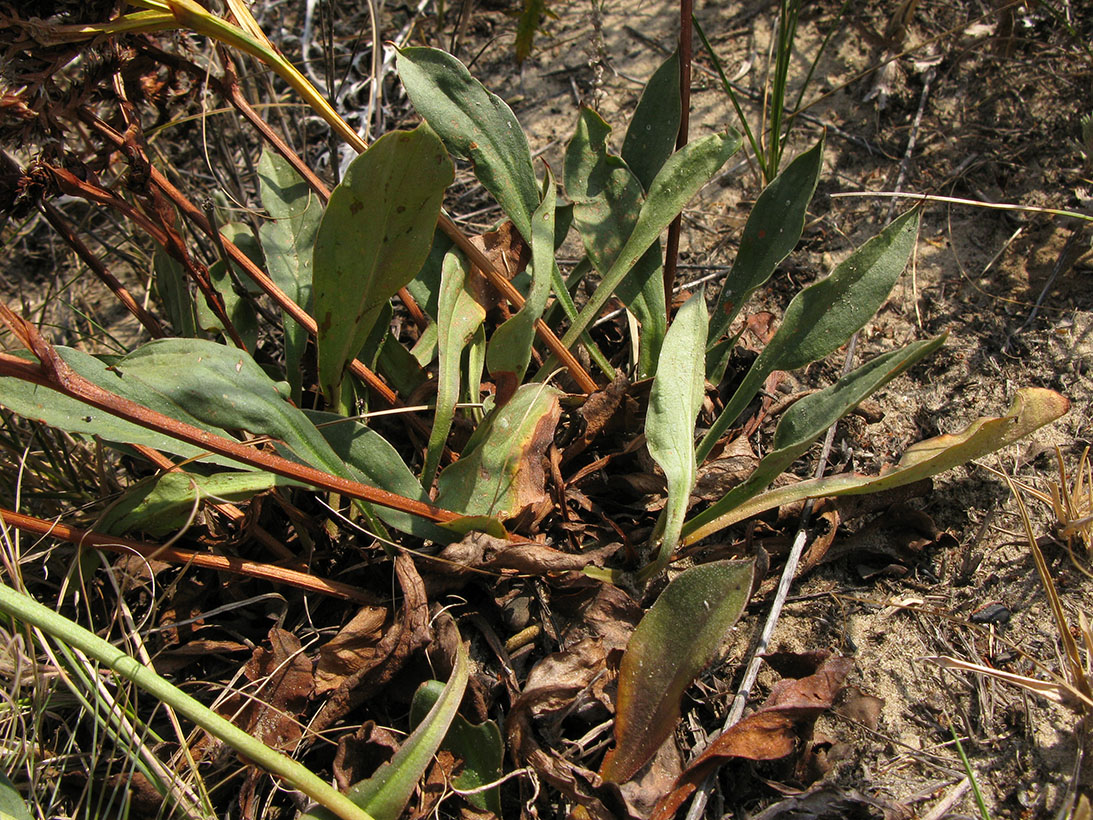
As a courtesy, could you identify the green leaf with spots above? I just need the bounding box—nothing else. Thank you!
[397,47,538,240]
[601,559,755,783]
[313,124,453,403]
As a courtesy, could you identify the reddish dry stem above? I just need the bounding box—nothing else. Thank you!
[0,317,459,526]
[0,507,375,604]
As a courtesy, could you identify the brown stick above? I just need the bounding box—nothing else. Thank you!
[0,307,461,526]
[38,199,168,338]
[663,0,694,308]
[0,506,374,604]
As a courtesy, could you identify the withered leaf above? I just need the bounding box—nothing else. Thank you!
[465,220,530,312]
[332,721,401,791]
[651,655,853,820]
[229,627,312,752]
[314,604,390,695]
[435,532,620,579]
[311,554,430,732]
[750,784,904,820]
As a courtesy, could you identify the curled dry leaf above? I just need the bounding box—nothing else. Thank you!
[564,371,632,464]
[314,604,390,696]
[749,784,909,820]
[207,627,312,763]
[465,220,531,313]
[312,554,430,733]
[433,531,621,583]
[506,637,628,820]
[332,722,402,791]
[651,654,853,820]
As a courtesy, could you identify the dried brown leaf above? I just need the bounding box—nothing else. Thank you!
[651,655,853,820]
[312,554,431,732]
[225,627,313,753]
[314,604,389,695]
[332,720,402,791]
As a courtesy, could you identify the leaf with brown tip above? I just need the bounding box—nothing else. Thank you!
[600,558,754,783]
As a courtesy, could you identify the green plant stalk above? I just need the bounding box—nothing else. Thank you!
[949,723,992,820]
[694,18,761,179]
[47,637,209,817]
[0,583,375,820]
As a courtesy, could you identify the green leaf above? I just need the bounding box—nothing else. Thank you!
[257,148,323,403]
[436,382,561,518]
[487,171,557,396]
[104,339,353,478]
[685,334,947,538]
[0,347,246,469]
[555,130,741,355]
[644,290,708,575]
[153,247,198,338]
[313,124,454,402]
[396,47,539,240]
[101,470,302,537]
[304,642,470,820]
[706,138,823,380]
[697,208,921,463]
[600,558,755,783]
[685,388,1070,544]
[621,49,681,192]
[405,229,451,323]
[0,772,32,820]
[565,108,666,377]
[303,410,452,541]
[514,0,547,65]
[423,249,487,487]
[409,681,503,814]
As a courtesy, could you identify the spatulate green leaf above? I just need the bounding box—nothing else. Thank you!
[685,387,1070,543]
[313,124,454,402]
[697,208,921,463]
[600,558,755,783]
[687,333,947,537]
[566,108,666,376]
[101,470,302,536]
[0,349,238,469]
[707,138,823,379]
[423,249,486,487]
[556,130,741,354]
[621,49,682,192]
[436,383,561,518]
[644,290,708,575]
[396,46,538,240]
[257,148,323,402]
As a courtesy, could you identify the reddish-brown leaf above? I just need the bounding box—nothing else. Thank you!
[311,554,431,732]
[651,655,853,820]
[314,604,389,695]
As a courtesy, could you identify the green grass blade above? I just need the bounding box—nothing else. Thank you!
[0,583,375,820]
